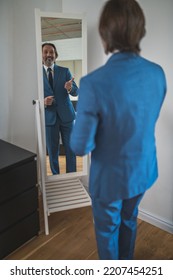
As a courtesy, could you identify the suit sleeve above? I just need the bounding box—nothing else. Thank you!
[70,77,99,156]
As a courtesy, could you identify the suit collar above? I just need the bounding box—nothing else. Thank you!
[107,51,138,64]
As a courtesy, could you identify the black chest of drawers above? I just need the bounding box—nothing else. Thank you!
[0,139,40,259]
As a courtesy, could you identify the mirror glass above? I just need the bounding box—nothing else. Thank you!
[35,10,87,180]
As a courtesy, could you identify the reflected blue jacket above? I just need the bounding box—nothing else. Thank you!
[43,64,78,125]
[70,52,166,200]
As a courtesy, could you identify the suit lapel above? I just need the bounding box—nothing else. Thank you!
[53,64,61,88]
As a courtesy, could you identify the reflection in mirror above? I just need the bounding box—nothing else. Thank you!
[41,16,84,176]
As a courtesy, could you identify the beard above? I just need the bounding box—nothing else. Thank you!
[45,57,54,67]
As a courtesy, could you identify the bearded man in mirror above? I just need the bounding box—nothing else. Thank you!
[42,43,78,174]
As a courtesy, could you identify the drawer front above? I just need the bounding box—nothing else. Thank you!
[0,211,40,259]
[0,160,37,204]
[0,187,39,232]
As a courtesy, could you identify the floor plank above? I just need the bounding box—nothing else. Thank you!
[4,199,173,260]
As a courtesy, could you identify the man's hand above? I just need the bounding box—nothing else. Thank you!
[44,96,54,106]
[64,77,74,93]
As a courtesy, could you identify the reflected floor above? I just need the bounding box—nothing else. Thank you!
[46,155,83,176]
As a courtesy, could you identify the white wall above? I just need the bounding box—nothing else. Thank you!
[51,38,82,61]
[137,0,173,233]
[0,0,172,233]
[0,0,14,141]
[62,0,105,73]
[0,0,62,152]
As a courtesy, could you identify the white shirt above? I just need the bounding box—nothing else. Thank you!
[43,64,54,78]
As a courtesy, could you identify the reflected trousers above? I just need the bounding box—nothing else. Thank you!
[46,118,76,174]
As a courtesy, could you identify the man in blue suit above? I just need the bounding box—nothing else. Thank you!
[70,0,167,259]
[42,43,78,174]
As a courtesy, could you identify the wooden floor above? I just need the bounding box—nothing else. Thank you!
[5,195,173,260]
[46,155,83,176]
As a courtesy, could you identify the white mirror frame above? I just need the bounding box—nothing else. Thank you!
[35,9,88,184]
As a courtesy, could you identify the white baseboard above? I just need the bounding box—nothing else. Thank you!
[138,209,173,234]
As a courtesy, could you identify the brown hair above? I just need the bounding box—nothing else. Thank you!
[99,0,146,54]
[42,42,58,58]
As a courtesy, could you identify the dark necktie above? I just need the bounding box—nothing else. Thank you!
[47,68,53,89]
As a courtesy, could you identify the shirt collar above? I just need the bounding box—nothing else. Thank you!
[43,64,54,72]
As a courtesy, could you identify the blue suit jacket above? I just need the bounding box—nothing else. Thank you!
[43,64,78,125]
[70,52,166,201]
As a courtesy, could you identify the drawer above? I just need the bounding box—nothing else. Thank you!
[0,160,37,204]
[0,187,39,232]
[0,211,40,259]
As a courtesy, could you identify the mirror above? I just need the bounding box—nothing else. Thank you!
[35,10,88,181]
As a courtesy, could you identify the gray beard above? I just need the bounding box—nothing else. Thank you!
[46,57,54,66]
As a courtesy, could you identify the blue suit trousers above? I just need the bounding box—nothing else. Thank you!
[91,192,144,260]
[46,118,76,174]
